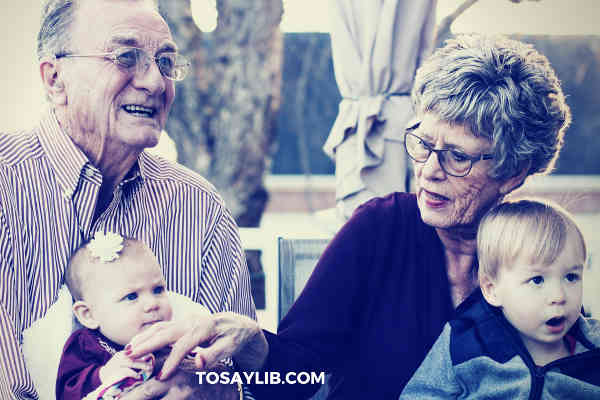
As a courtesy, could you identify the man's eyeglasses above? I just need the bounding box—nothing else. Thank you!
[56,47,191,81]
[404,131,493,177]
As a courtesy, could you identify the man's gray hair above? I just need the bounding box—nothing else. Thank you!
[411,34,571,180]
[37,0,76,59]
[37,0,160,60]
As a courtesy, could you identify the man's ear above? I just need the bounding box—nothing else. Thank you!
[40,56,67,106]
[499,162,531,195]
[480,274,502,307]
[72,300,99,329]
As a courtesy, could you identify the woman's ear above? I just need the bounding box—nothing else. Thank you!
[480,274,502,307]
[40,56,67,106]
[72,301,99,329]
[499,162,531,195]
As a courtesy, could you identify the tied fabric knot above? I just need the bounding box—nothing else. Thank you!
[323,92,409,159]
[324,92,413,201]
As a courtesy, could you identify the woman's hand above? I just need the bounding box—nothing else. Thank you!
[127,311,269,380]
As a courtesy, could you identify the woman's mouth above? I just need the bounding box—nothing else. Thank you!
[422,189,450,208]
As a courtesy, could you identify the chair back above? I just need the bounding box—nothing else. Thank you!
[278,238,330,322]
[277,237,331,400]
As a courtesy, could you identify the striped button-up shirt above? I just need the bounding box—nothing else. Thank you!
[0,110,256,399]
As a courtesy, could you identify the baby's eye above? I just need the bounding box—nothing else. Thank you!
[565,273,580,282]
[529,276,544,285]
[125,292,138,301]
[153,285,165,295]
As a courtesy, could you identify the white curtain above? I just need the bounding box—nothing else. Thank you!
[324,0,437,217]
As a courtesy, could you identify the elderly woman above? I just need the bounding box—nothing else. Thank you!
[126,34,570,400]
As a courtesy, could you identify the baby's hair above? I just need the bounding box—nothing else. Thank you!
[65,235,146,301]
[477,198,587,281]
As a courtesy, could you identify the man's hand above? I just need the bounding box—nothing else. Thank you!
[118,373,192,400]
[119,369,241,400]
[127,311,268,380]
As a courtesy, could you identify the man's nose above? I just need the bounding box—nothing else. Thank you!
[133,54,166,95]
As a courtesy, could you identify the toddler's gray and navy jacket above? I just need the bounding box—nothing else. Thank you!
[400,289,600,399]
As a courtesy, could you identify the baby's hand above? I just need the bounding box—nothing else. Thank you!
[99,351,155,385]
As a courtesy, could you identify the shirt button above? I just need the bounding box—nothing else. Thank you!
[63,189,73,199]
[84,169,94,178]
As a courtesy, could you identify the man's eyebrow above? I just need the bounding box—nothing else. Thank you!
[109,36,178,53]
[110,36,140,48]
[158,42,178,53]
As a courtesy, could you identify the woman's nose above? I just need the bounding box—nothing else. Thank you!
[419,151,446,180]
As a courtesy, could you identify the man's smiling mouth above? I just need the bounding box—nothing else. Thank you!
[122,104,156,118]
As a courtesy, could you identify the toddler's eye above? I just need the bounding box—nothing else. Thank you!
[125,292,138,301]
[153,286,165,295]
[565,273,580,282]
[529,276,544,285]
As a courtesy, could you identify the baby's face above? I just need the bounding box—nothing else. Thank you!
[488,227,585,360]
[82,244,173,346]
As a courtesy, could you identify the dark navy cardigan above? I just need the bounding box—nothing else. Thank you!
[249,193,456,399]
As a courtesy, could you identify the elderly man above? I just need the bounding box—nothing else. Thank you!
[0,0,255,398]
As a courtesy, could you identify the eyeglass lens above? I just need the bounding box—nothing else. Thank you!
[405,133,472,176]
[115,48,187,80]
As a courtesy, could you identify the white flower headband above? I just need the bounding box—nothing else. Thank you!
[87,231,124,263]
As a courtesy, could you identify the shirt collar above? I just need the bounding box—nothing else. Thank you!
[122,158,143,185]
[38,109,89,197]
[38,109,147,195]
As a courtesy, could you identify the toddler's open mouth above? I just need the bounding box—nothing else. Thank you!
[546,316,566,326]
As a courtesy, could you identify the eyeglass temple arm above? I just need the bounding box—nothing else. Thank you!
[55,52,112,59]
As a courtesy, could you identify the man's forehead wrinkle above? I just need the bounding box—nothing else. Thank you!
[105,28,176,53]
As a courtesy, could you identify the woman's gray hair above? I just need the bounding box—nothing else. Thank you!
[411,34,571,180]
[37,0,160,60]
